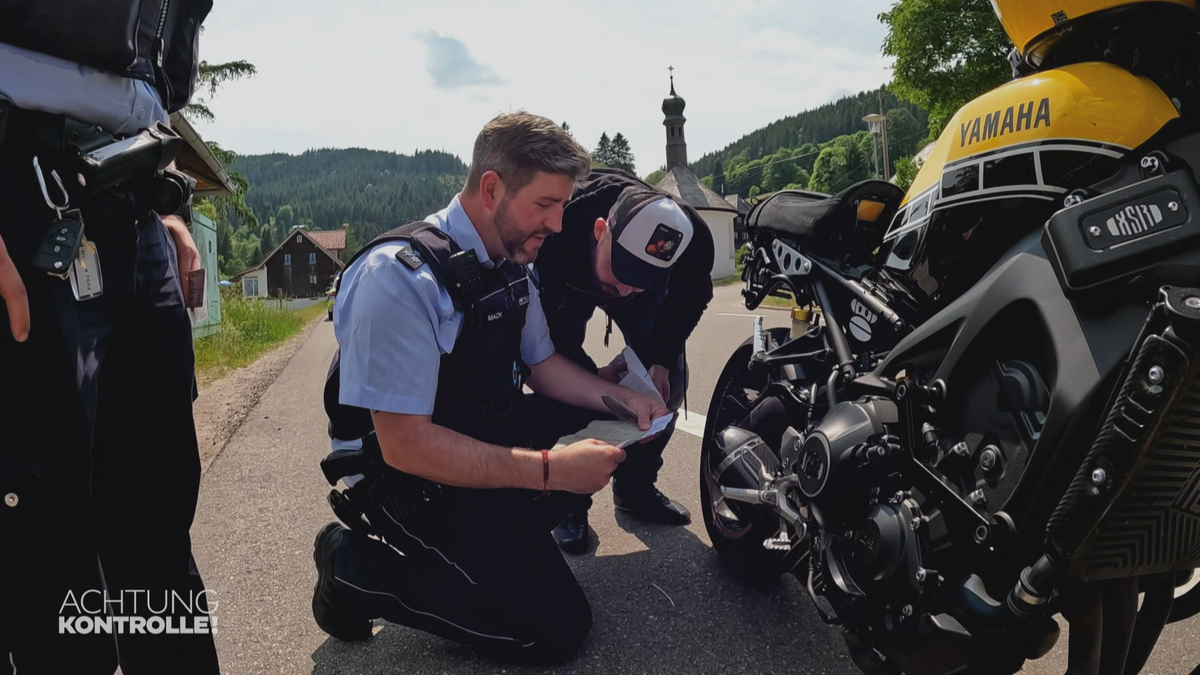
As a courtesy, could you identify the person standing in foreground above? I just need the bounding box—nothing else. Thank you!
[533,167,715,554]
[0,2,220,674]
[315,113,670,662]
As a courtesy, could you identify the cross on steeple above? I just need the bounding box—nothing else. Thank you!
[668,66,676,95]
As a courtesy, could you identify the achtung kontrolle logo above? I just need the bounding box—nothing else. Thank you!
[58,590,219,635]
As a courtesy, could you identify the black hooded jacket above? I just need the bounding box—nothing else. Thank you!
[534,168,715,372]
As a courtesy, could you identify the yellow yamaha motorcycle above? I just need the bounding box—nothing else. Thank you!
[701,2,1200,673]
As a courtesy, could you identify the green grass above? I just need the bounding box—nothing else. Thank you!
[194,294,329,382]
[713,274,742,287]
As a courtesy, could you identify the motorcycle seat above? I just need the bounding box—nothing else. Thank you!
[746,180,906,241]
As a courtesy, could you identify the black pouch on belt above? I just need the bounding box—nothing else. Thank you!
[75,122,181,194]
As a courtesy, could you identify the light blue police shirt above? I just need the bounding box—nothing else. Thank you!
[335,195,556,416]
[0,41,168,135]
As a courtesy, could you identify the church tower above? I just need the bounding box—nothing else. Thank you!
[663,67,687,170]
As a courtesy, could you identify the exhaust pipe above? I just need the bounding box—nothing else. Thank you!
[713,427,781,522]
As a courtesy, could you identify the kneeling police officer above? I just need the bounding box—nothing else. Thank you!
[315,113,668,661]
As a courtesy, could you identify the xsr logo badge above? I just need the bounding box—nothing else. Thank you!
[1107,204,1164,237]
[849,300,878,343]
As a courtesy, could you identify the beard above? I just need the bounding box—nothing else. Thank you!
[495,198,544,265]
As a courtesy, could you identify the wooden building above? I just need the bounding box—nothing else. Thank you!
[236,228,345,299]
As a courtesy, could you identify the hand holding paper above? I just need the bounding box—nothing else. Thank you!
[616,346,666,408]
[552,347,673,451]
[554,412,674,450]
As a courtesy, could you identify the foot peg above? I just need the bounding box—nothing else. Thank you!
[763,524,793,552]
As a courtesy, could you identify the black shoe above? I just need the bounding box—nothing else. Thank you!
[312,522,373,642]
[553,511,591,555]
[613,488,692,526]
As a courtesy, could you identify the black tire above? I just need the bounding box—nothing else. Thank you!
[699,327,794,586]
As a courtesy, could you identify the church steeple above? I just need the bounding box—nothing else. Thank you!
[663,66,687,169]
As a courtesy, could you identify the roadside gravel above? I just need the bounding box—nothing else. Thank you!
[193,314,329,473]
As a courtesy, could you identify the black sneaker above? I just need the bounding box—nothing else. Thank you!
[552,511,591,555]
[312,522,373,641]
[613,488,692,526]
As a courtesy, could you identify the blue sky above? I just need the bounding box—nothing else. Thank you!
[193,0,897,175]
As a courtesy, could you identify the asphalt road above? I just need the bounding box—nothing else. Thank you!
[190,284,1198,675]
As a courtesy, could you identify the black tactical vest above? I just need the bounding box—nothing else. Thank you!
[324,221,533,449]
[0,0,212,114]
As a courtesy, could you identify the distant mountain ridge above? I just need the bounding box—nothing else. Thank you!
[232,148,467,243]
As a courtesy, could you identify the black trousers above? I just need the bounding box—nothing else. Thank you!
[329,403,602,662]
[335,482,592,661]
[0,138,219,674]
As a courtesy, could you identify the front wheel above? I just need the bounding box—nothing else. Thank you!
[699,327,794,586]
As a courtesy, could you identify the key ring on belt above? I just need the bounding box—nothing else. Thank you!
[33,156,70,219]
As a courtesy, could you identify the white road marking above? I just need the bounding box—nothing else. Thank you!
[675,410,707,439]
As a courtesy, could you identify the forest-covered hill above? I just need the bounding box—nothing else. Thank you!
[233,148,467,239]
[211,148,467,275]
[690,89,928,179]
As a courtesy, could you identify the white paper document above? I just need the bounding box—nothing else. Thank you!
[617,346,666,408]
[552,346,674,450]
[555,412,675,450]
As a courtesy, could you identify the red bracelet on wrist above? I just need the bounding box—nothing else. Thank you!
[541,449,550,495]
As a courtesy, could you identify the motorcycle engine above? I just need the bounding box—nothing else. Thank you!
[713,380,1046,675]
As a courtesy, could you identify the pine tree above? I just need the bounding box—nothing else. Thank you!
[594,133,613,167]
[609,133,636,174]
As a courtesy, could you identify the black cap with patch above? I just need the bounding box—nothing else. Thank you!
[607,187,694,294]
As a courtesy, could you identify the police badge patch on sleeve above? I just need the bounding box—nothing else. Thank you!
[644,223,685,262]
[396,246,424,270]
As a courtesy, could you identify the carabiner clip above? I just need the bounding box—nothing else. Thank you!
[33,155,70,219]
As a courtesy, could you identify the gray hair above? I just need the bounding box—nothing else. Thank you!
[465,112,592,195]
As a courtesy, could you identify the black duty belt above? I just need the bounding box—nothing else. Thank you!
[0,100,192,223]
[0,100,121,161]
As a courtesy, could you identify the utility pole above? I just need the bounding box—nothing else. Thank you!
[863,113,886,180]
[879,88,891,181]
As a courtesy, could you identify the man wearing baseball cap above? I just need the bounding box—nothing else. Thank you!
[532,168,715,554]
